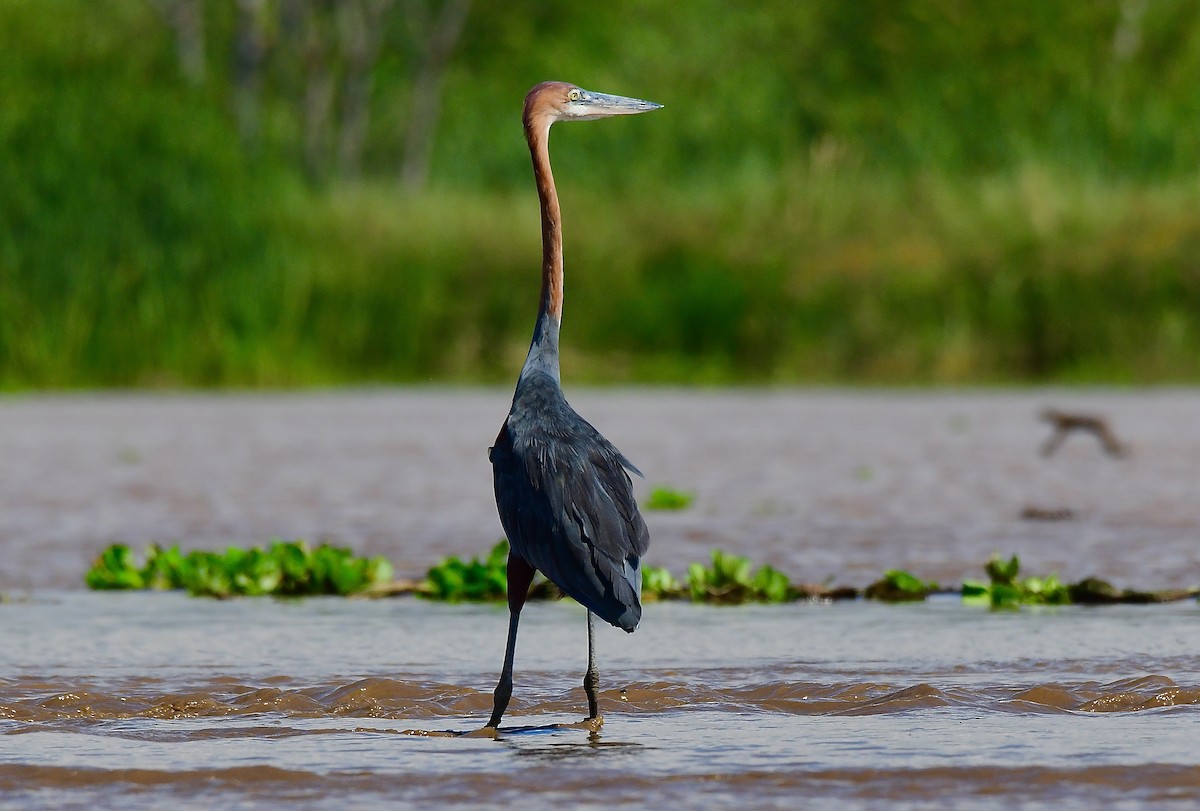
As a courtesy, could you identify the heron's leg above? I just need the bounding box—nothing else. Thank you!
[584,610,600,720]
[487,553,536,729]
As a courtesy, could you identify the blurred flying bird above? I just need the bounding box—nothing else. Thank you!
[485,82,661,730]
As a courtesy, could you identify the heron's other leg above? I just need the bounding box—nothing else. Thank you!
[487,552,536,729]
[584,609,600,720]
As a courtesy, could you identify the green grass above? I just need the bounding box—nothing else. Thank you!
[8,172,1199,388]
[4,2,1200,387]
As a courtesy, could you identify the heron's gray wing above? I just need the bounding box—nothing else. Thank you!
[491,417,648,631]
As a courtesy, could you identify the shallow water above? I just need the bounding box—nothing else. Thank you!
[3,389,1199,591]
[2,390,1199,808]
[2,592,1199,808]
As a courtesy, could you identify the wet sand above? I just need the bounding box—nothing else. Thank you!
[1,388,1198,591]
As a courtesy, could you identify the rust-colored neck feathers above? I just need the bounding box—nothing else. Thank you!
[523,83,567,326]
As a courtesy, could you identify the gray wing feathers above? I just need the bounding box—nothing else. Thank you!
[491,414,649,632]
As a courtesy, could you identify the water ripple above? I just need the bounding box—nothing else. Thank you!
[3,673,1198,726]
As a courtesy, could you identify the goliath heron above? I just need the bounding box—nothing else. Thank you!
[485,82,660,730]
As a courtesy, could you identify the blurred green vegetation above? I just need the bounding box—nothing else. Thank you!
[686,550,795,604]
[85,541,394,597]
[423,538,510,601]
[961,553,1071,609]
[644,486,694,511]
[3,0,1200,387]
[864,569,940,602]
[85,540,1200,606]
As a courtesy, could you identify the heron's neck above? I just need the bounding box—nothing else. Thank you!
[530,119,563,325]
[520,117,562,383]
[519,311,560,384]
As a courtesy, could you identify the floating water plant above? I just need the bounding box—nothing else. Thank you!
[85,541,393,598]
[86,541,1198,607]
[641,566,684,601]
[423,539,510,601]
[86,544,151,591]
[645,487,694,511]
[686,550,794,604]
[422,539,562,602]
[864,569,940,602]
[961,554,1070,609]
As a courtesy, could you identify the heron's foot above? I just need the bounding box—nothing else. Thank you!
[462,725,500,739]
[399,720,500,738]
[577,715,604,733]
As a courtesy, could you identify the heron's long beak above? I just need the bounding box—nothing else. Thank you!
[570,89,662,120]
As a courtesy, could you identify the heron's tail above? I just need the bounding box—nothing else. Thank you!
[611,598,641,633]
[600,555,642,632]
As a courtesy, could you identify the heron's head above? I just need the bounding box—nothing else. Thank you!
[523,81,661,132]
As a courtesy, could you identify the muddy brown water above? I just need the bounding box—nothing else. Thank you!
[2,390,1199,808]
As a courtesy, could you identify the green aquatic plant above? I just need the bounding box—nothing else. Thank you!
[85,544,148,590]
[864,569,940,602]
[750,565,794,603]
[423,539,511,601]
[641,565,684,601]
[184,542,392,598]
[88,540,1200,609]
[421,539,561,602]
[140,544,188,590]
[84,541,393,598]
[686,550,795,604]
[645,487,694,511]
[962,553,1070,609]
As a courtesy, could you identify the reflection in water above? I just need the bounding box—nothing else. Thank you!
[508,735,643,763]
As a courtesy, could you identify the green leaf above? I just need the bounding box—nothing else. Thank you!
[884,569,937,594]
[183,551,232,598]
[84,544,146,590]
[86,540,396,598]
[329,559,365,596]
[642,566,680,598]
[960,580,991,606]
[645,487,694,511]
[990,583,1023,609]
[752,565,793,603]
[709,550,752,587]
[422,540,509,602]
[986,553,1020,586]
[686,562,709,600]
[966,554,1075,609]
[365,556,393,588]
[141,544,186,590]
[684,550,799,604]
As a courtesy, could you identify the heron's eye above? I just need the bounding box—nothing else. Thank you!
[568,89,581,102]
